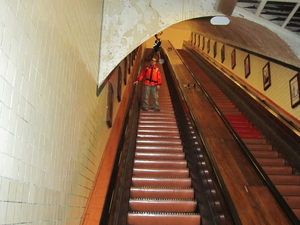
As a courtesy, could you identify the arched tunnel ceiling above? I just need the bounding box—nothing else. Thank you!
[177,17,300,68]
[97,0,300,85]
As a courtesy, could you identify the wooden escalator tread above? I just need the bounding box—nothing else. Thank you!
[127,77,200,224]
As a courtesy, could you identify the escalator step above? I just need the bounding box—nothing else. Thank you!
[136,144,183,151]
[139,120,177,125]
[127,212,201,225]
[134,159,187,168]
[140,116,175,121]
[262,166,292,175]
[138,124,178,129]
[256,158,286,166]
[133,168,189,177]
[135,152,185,160]
[138,127,179,132]
[139,115,176,120]
[140,111,175,116]
[230,123,253,128]
[136,138,182,145]
[226,117,248,122]
[242,138,267,144]
[251,150,278,158]
[246,144,273,150]
[137,133,181,139]
[276,185,300,195]
[236,132,263,138]
[233,127,259,133]
[269,175,300,185]
[129,198,197,212]
[135,149,183,154]
[130,187,194,199]
[132,177,192,187]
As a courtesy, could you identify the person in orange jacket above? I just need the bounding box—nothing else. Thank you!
[134,58,162,111]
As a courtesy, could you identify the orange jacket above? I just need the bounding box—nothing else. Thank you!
[136,65,162,86]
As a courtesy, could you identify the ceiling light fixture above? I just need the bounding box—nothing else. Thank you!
[210,16,230,25]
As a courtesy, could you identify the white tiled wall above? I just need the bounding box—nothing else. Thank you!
[197,35,300,122]
[0,0,107,224]
[227,47,300,121]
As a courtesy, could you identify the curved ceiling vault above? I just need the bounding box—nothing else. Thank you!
[186,17,300,68]
[98,0,300,85]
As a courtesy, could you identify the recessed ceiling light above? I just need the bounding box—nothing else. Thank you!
[210,16,230,25]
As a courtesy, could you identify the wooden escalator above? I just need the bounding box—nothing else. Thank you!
[127,65,201,225]
[178,49,300,221]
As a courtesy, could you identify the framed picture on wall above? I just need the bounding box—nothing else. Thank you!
[124,58,128,85]
[207,39,210,53]
[244,54,251,78]
[263,62,271,90]
[202,37,205,50]
[127,55,131,74]
[221,45,225,63]
[106,82,114,128]
[213,42,217,58]
[117,66,122,102]
[231,49,236,69]
[289,73,300,108]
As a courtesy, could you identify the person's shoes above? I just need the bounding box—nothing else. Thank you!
[142,108,148,111]
[154,108,160,111]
